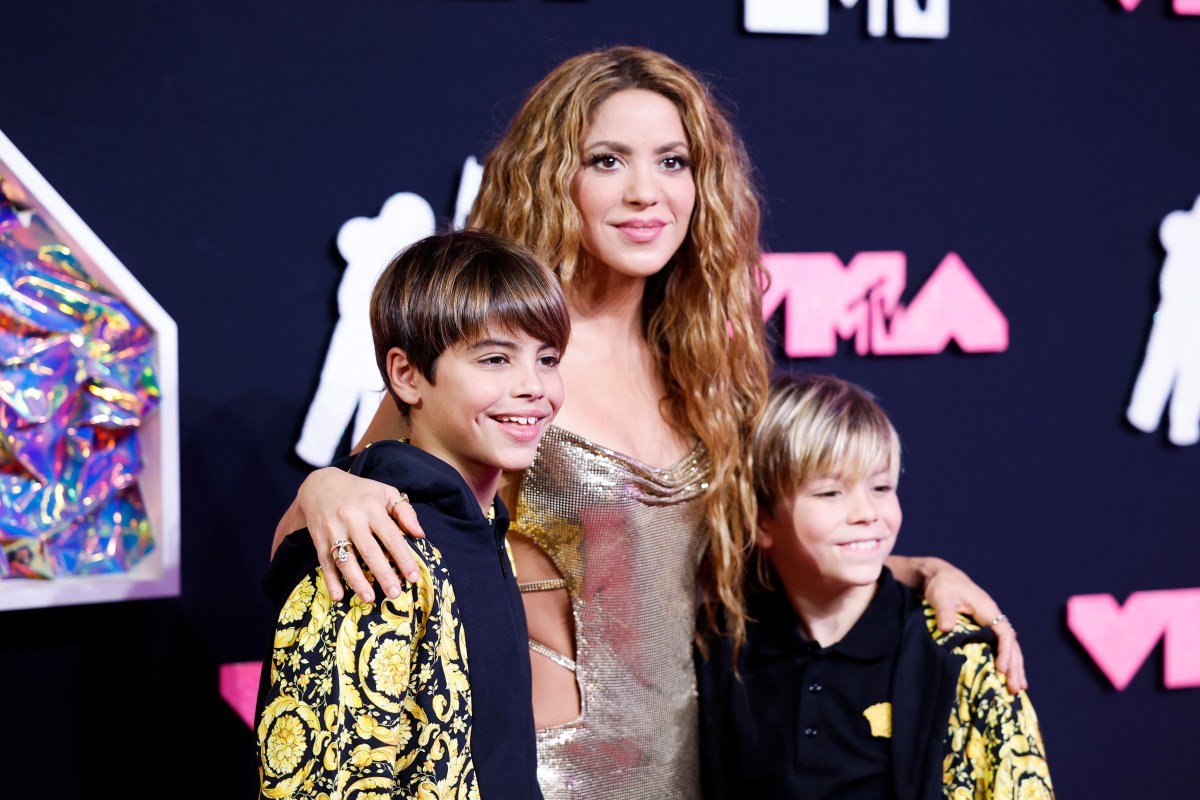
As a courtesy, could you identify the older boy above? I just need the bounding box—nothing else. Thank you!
[257,231,567,799]
[697,374,1053,800]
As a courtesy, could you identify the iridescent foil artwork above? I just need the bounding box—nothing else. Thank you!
[0,179,159,580]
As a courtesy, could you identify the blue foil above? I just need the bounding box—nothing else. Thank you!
[0,184,159,580]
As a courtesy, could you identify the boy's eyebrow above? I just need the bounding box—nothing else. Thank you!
[467,338,516,351]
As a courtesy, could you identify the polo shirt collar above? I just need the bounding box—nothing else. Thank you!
[747,566,906,661]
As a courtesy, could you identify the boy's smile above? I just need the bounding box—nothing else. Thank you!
[390,327,564,510]
[760,467,901,614]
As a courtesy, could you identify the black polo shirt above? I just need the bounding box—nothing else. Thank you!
[697,568,919,800]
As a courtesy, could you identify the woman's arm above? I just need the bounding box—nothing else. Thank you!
[887,554,1026,693]
[354,391,410,450]
[272,397,425,604]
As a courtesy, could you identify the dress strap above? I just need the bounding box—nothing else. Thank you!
[528,638,577,672]
[518,578,568,593]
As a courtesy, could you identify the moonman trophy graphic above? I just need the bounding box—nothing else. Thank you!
[1127,195,1200,446]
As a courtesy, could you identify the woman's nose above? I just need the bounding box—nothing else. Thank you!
[623,164,659,207]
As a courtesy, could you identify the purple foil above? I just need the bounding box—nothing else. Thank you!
[0,184,159,580]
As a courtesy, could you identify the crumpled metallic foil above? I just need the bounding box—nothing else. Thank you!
[0,181,158,580]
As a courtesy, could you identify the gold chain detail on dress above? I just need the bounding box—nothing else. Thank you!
[518,578,568,593]
[528,638,578,672]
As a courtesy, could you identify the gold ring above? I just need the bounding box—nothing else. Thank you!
[989,614,1009,627]
[330,539,353,563]
[389,492,410,516]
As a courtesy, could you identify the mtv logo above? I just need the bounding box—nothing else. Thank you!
[762,251,1008,357]
[745,0,951,39]
[1116,0,1200,14]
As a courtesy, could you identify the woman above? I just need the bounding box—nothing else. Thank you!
[277,47,1023,800]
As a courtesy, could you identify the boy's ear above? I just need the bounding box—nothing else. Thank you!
[387,347,422,407]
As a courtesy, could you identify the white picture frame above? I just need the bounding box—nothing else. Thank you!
[0,128,180,611]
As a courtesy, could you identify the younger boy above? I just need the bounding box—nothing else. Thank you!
[697,374,1053,800]
[257,231,568,800]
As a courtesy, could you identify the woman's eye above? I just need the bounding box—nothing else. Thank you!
[587,154,621,171]
[661,155,691,171]
[873,484,894,494]
[539,354,561,367]
[480,355,508,366]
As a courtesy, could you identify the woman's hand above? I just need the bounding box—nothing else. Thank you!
[887,555,1027,694]
[280,467,426,604]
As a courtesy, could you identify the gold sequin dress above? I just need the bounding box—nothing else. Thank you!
[512,425,710,800]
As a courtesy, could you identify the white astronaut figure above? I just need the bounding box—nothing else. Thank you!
[453,155,483,230]
[1127,195,1200,446]
[294,192,435,466]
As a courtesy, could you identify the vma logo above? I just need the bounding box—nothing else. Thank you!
[1068,589,1200,691]
[762,251,1008,358]
[1116,0,1200,13]
[745,0,951,39]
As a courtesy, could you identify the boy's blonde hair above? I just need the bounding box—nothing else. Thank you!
[370,230,571,413]
[753,374,901,512]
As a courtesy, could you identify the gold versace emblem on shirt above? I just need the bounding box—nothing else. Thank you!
[863,701,892,738]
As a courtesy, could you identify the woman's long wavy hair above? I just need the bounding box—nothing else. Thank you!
[469,46,770,648]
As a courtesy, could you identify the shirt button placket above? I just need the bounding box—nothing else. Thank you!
[797,663,824,764]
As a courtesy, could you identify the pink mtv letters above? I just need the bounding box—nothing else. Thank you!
[761,251,1008,358]
[1067,589,1200,691]
[1116,0,1200,12]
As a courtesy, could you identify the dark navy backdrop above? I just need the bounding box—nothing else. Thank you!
[3,1,1198,796]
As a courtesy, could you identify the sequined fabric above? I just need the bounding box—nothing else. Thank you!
[0,186,158,578]
[513,425,710,799]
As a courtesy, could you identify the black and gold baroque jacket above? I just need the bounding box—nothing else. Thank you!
[258,533,477,799]
[927,608,1053,799]
[257,441,541,800]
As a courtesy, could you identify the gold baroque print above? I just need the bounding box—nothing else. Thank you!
[258,540,479,799]
[928,609,1054,800]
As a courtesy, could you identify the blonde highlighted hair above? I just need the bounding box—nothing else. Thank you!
[469,46,770,646]
[754,374,902,513]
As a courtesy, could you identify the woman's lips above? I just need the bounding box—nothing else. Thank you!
[615,220,666,243]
